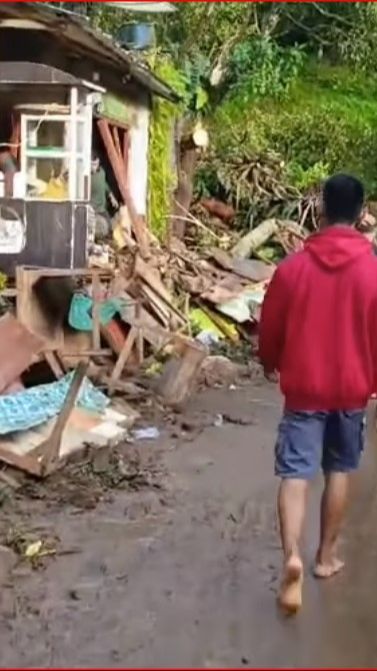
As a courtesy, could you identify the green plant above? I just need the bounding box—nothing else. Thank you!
[227,37,305,101]
[148,57,186,240]
[286,161,329,192]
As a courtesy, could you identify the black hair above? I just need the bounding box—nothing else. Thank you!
[323,174,365,225]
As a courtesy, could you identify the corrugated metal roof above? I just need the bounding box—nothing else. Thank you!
[0,2,180,102]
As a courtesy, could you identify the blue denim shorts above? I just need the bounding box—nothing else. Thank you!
[275,410,366,480]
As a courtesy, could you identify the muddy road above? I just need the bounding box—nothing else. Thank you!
[0,380,377,668]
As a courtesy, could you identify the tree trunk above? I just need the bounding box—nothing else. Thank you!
[171,137,198,239]
[231,219,279,259]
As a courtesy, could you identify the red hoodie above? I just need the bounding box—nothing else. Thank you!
[259,226,377,410]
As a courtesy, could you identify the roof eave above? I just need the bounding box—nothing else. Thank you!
[0,2,181,103]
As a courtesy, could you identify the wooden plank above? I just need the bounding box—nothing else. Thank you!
[108,327,138,396]
[60,349,113,358]
[44,351,65,379]
[0,288,17,298]
[123,130,130,175]
[0,445,42,477]
[112,125,122,158]
[135,256,186,326]
[10,113,21,161]
[18,266,113,278]
[0,313,45,393]
[91,271,101,351]
[139,283,170,326]
[16,266,114,351]
[101,319,127,356]
[135,300,144,365]
[97,118,128,202]
[0,469,21,490]
[39,362,88,476]
[118,289,169,350]
[16,266,64,349]
[97,118,150,259]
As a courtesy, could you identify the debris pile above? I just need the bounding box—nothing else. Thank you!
[0,166,375,485]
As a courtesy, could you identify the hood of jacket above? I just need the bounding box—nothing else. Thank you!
[305,225,373,270]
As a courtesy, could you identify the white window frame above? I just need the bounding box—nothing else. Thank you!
[20,88,92,202]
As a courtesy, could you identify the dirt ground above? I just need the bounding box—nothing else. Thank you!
[0,378,377,668]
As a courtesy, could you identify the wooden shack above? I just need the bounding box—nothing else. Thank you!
[0,2,178,274]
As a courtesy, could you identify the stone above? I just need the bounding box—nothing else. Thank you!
[199,356,246,388]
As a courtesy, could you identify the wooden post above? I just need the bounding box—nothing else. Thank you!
[157,338,207,407]
[135,297,144,365]
[40,362,88,476]
[112,125,122,157]
[91,271,101,351]
[108,326,138,396]
[97,118,149,258]
[123,129,130,177]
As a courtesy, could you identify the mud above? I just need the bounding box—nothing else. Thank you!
[0,379,376,668]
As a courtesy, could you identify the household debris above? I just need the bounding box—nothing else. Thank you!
[0,207,303,482]
[1,167,374,487]
[132,427,161,441]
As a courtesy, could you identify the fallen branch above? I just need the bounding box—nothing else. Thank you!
[169,202,223,241]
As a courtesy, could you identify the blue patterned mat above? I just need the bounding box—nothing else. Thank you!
[0,373,109,435]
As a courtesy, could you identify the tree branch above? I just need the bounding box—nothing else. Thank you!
[312,2,355,28]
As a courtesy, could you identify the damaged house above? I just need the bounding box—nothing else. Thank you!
[0,3,204,478]
[0,1,179,271]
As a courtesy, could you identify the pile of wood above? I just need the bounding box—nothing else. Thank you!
[4,256,208,412]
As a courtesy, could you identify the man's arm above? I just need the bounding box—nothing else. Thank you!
[258,264,290,374]
[370,294,377,395]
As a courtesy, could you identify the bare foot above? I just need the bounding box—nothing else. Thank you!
[278,555,304,615]
[313,557,345,579]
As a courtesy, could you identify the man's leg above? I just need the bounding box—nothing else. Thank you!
[314,410,365,578]
[275,411,324,613]
[314,472,348,578]
[278,479,308,612]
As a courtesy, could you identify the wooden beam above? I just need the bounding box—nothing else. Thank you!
[108,327,138,396]
[112,125,122,159]
[44,351,65,379]
[123,129,130,179]
[91,271,101,351]
[40,362,88,476]
[97,118,150,259]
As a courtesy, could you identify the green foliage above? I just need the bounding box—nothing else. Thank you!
[204,60,377,206]
[148,58,185,240]
[286,161,329,193]
[85,2,377,224]
[227,37,305,101]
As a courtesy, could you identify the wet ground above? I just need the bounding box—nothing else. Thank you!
[0,379,377,668]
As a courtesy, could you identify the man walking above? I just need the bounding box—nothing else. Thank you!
[259,174,377,614]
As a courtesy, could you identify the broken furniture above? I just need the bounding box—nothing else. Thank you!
[15,265,147,387]
[0,362,136,478]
